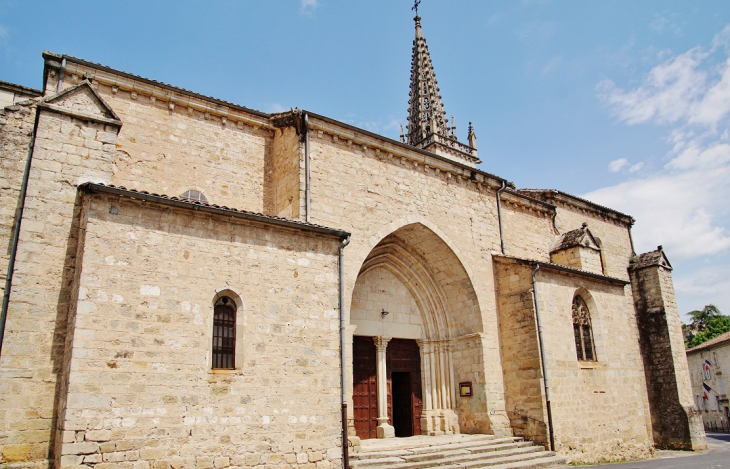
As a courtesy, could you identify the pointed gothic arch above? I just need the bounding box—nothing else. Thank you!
[349,222,483,438]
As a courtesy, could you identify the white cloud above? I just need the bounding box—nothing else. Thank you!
[649,13,682,36]
[608,158,628,172]
[300,0,319,14]
[628,162,643,173]
[589,25,730,262]
[607,158,643,173]
[674,265,730,318]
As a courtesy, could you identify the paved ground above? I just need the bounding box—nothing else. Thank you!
[570,433,730,468]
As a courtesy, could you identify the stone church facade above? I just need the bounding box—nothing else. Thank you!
[0,13,706,469]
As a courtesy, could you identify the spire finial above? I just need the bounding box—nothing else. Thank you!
[412,0,421,17]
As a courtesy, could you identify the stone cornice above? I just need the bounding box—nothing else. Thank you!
[494,254,630,286]
[517,189,634,226]
[43,52,272,131]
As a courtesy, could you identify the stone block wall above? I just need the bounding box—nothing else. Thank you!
[630,263,706,450]
[50,74,271,215]
[0,100,119,468]
[549,201,633,281]
[494,257,655,464]
[501,202,553,262]
[304,127,512,437]
[267,126,302,219]
[534,270,652,463]
[57,193,343,469]
[350,267,423,339]
[0,99,37,301]
[493,261,548,447]
[550,247,603,275]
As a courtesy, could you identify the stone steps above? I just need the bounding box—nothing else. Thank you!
[350,435,565,469]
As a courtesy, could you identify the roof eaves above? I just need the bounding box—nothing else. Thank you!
[518,188,634,224]
[493,254,630,285]
[304,110,512,189]
[43,51,271,120]
[79,182,350,239]
[0,80,43,97]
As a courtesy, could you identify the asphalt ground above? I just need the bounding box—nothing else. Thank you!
[564,433,730,468]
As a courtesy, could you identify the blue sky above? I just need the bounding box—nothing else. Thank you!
[1,0,729,320]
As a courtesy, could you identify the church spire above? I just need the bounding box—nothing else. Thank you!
[404,2,480,167]
[407,12,450,146]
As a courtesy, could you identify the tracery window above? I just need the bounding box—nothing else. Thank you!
[572,295,596,361]
[212,296,236,369]
[181,189,207,203]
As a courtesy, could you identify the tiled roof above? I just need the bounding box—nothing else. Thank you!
[79,182,350,238]
[493,254,629,285]
[517,188,633,222]
[686,330,730,353]
[629,246,672,271]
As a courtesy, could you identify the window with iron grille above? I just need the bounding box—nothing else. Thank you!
[213,296,236,369]
[572,295,596,361]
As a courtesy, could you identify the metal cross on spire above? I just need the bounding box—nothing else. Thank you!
[412,0,421,17]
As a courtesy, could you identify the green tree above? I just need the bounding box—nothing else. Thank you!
[683,304,730,349]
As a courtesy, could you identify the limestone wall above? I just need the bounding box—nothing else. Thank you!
[550,247,603,275]
[630,264,706,450]
[58,193,343,469]
[0,102,119,468]
[494,261,548,446]
[0,100,37,302]
[501,202,553,262]
[303,124,512,436]
[351,266,423,339]
[494,257,654,463]
[54,76,271,214]
[551,202,633,281]
[535,269,652,463]
[268,126,302,219]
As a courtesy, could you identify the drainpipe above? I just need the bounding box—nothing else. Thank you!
[531,263,555,452]
[551,211,560,235]
[339,236,351,469]
[0,108,41,356]
[496,180,507,255]
[56,57,67,93]
[304,113,311,223]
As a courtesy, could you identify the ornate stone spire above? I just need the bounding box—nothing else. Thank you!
[407,14,449,146]
[405,7,480,167]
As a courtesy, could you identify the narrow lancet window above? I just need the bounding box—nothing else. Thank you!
[572,295,596,361]
[213,296,236,369]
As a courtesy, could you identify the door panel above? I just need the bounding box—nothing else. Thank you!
[386,339,422,437]
[353,336,377,440]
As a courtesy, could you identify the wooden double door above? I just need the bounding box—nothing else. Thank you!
[352,337,423,439]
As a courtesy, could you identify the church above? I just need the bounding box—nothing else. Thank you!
[0,7,706,469]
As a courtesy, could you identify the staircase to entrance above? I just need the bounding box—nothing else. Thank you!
[349,434,565,469]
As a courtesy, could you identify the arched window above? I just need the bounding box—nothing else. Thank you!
[213,296,236,369]
[181,189,207,203]
[572,295,596,361]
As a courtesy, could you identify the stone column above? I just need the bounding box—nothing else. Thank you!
[417,340,432,411]
[447,342,456,409]
[430,342,441,410]
[439,343,448,409]
[374,336,394,439]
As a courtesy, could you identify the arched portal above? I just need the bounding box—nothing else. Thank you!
[350,223,483,439]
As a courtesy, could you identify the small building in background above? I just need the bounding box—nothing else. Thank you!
[687,331,730,430]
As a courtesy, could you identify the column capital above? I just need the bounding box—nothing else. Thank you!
[374,336,392,351]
